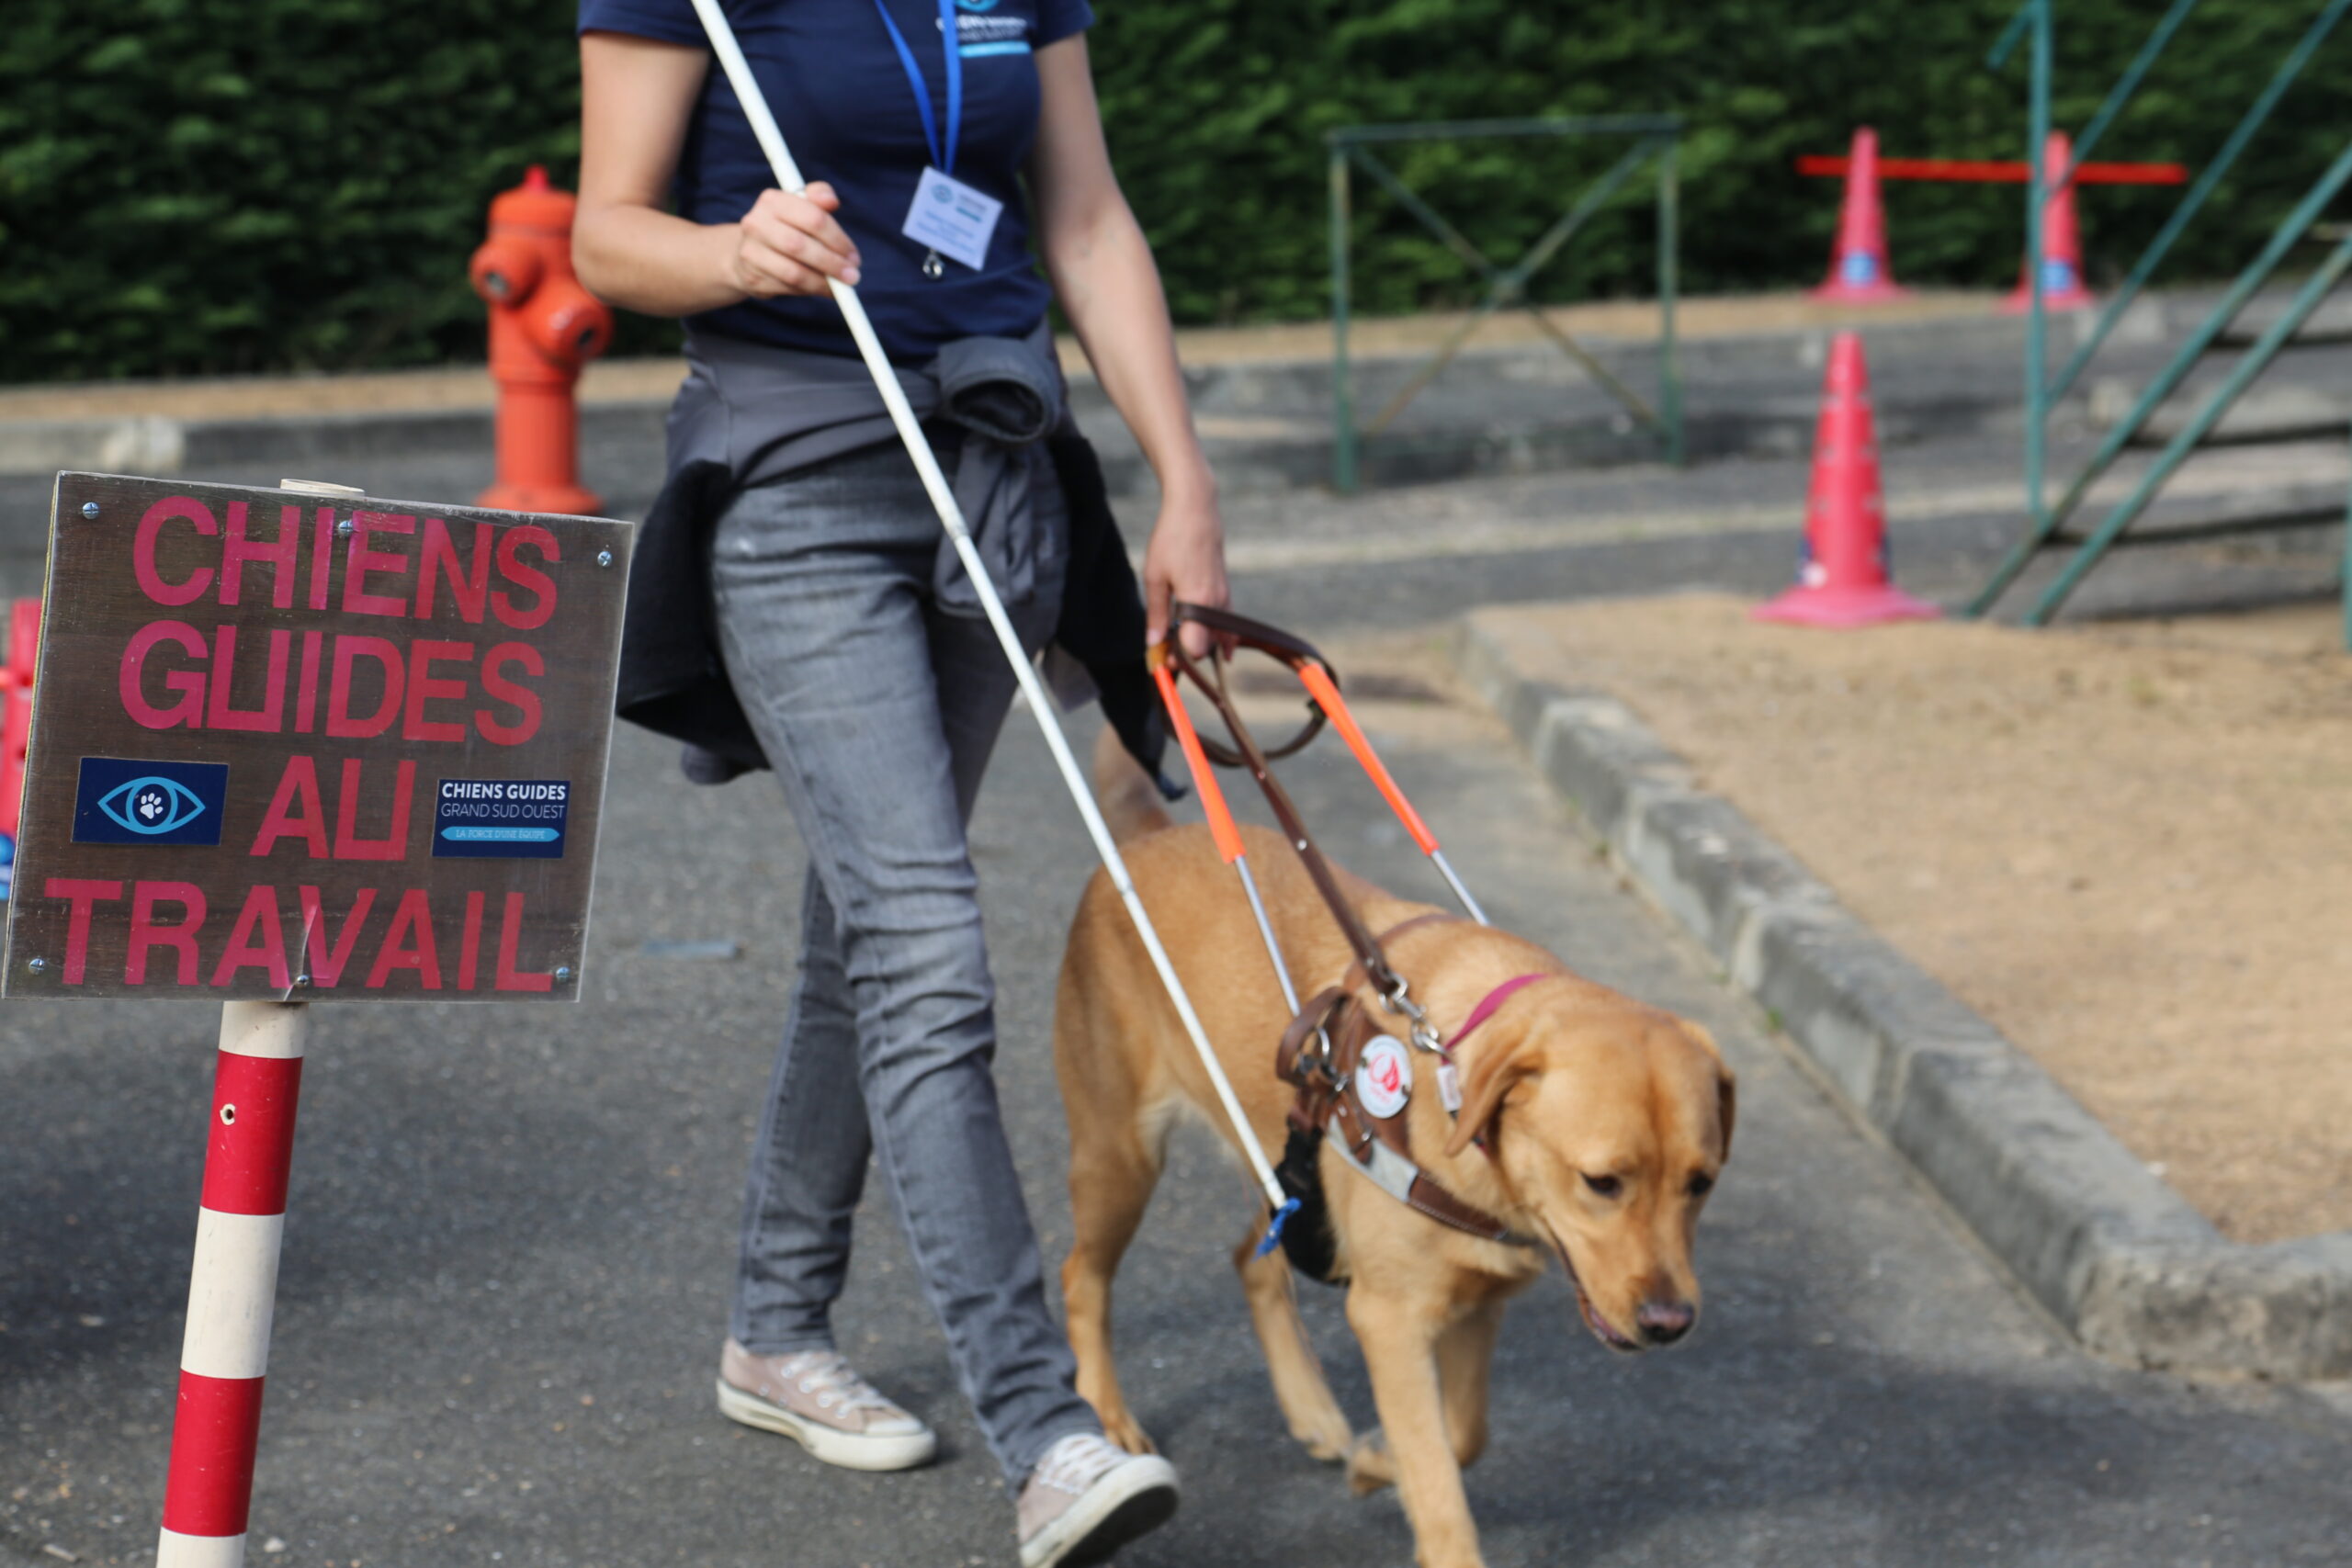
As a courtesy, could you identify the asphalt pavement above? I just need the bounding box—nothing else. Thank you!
[2,378,2347,1566]
[4,635,2348,1567]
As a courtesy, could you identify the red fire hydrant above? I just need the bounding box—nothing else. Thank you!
[469,164,614,515]
[0,596,40,896]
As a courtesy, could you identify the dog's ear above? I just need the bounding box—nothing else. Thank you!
[1715,1066,1737,1163]
[1443,1020,1541,1158]
[1681,1022,1736,1163]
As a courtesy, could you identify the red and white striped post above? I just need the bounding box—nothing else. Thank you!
[155,478,348,1568]
[157,998,308,1567]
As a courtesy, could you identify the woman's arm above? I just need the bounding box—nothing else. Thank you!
[574,29,861,316]
[1028,35,1227,653]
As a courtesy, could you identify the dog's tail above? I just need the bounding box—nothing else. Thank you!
[1092,727,1175,845]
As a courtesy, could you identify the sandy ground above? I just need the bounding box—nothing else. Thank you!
[0,290,1996,422]
[1473,592,2352,1245]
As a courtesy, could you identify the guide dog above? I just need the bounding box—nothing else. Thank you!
[1053,732,1733,1568]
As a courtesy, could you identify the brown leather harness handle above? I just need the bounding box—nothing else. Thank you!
[1171,601,1331,666]
[1168,601,1331,766]
[1164,620,1404,1003]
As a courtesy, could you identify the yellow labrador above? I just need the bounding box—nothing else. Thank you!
[1052,732,1733,1568]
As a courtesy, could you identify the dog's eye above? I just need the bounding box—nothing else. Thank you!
[1582,1173,1623,1199]
[1687,1173,1715,1198]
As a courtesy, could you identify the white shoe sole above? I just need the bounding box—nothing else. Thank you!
[1019,1453,1179,1568]
[715,1378,937,1472]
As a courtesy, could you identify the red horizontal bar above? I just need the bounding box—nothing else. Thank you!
[1796,155,2188,186]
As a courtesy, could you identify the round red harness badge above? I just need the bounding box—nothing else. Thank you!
[1355,1034,1413,1119]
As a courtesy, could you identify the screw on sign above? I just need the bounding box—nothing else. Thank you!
[3,474,631,1568]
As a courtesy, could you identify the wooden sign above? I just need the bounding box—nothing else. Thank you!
[2,473,631,1002]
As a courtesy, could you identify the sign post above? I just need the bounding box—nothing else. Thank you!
[164,992,309,1566]
[3,472,631,1566]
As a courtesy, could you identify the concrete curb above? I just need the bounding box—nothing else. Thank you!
[1453,614,2352,1380]
[0,416,186,476]
[0,309,2061,490]
[0,402,672,479]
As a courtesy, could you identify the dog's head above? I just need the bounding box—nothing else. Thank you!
[1444,992,1733,1353]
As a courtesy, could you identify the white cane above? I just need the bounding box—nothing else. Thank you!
[683,0,1296,1241]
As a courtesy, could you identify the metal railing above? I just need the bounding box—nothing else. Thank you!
[1972,0,2352,642]
[1326,116,1684,493]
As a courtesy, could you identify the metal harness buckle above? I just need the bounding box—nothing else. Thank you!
[1305,1026,1339,1085]
[1376,975,1448,1057]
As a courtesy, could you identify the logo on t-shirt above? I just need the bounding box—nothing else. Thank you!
[953,1,1033,57]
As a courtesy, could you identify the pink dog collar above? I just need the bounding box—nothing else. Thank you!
[1448,974,1554,1050]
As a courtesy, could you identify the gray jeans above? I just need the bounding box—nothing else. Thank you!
[708,436,1100,1488]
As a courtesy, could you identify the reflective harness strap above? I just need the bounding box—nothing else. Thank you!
[1326,1122,1539,1249]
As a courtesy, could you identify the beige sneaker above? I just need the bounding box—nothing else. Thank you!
[1016,1432,1179,1568]
[716,1339,937,1472]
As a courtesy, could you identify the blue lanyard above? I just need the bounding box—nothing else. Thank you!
[870,0,961,177]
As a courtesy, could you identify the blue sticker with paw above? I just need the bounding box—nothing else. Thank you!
[74,757,229,846]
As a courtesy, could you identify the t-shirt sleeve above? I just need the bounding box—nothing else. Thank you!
[1035,0,1095,47]
[577,0,708,47]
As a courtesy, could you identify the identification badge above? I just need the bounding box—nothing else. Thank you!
[901,165,1002,273]
[1355,1035,1414,1120]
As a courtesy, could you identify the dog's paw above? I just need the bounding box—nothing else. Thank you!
[1345,1428,1396,1495]
[1298,1421,1353,1465]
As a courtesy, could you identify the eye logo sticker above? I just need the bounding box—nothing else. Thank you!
[99,776,207,836]
[73,758,230,847]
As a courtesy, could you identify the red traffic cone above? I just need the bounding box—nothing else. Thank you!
[1812,128,1909,303]
[1754,333,1940,626]
[2005,131,2097,312]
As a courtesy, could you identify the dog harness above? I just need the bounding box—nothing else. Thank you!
[1269,916,1550,1283]
[1153,605,1550,1283]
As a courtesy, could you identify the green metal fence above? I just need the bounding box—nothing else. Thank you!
[1973,0,2352,645]
[1326,117,1684,494]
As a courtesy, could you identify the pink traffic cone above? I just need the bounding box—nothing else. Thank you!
[1813,129,1910,303]
[1755,333,1941,626]
[2005,131,2098,312]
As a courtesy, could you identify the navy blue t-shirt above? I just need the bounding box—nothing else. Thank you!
[578,0,1093,363]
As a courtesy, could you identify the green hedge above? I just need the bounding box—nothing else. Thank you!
[3,0,2346,381]
[1096,0,2352,324]
[1,0,596,380]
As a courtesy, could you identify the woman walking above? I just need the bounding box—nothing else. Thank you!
[573,3,1225,1562]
